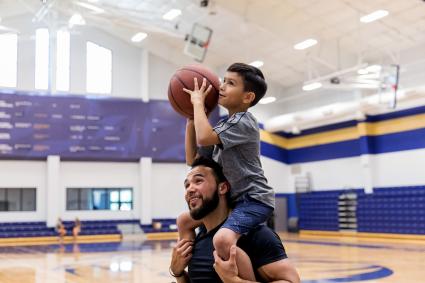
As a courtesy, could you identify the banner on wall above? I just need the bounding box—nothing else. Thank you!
[0,91,196,162]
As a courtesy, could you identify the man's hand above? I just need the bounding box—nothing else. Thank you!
[183,77,213,106]
[170,239,193,276]
[213,245,240,283]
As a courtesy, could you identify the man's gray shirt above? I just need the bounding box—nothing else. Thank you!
[199,112,274,208]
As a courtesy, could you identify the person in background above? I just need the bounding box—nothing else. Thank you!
[56,217,66,243]
[72,217,81,242]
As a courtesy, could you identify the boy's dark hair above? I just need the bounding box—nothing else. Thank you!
[191,156,227,184]
[227,62,268,106]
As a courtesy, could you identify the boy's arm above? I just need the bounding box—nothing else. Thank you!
[185,119,198,165]
[193,100,220,146]
[184,77,220,147]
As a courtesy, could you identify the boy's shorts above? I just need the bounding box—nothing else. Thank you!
[222,195,274,235]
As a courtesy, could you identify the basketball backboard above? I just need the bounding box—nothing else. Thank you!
[183,23,212,62]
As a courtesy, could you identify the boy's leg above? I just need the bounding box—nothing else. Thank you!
[213,229,255,281]
[213,227,240,260]
[214,197,274,277]
[176,211,203,240]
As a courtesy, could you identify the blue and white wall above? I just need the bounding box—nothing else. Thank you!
[260,107,425,191]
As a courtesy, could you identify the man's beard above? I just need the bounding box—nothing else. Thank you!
[188,188,219,220]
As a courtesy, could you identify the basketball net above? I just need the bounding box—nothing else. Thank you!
[378,65,400,109]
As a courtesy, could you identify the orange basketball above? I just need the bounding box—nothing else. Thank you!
[168,65,220,119]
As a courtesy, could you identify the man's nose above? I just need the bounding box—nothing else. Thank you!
[186,183,196,195]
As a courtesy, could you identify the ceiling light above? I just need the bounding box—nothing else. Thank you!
[365,64,382,72]
[357,68,368,75]
[259,96,276,105]
[302,82,322,91]
[162,9,182,21]
[294,38,317,50]
[131,32,147,42]
[68,13,86,28]
[291,126,300,135]
[75,2,105,14]
[360,10,389,23]
[249,60,264,68]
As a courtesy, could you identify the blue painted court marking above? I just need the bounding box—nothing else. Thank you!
[297,259,394,282]
[284,239,425,253]
[302,264,393,282]
[65,268,77,276]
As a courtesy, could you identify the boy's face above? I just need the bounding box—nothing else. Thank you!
[219,71,253,110]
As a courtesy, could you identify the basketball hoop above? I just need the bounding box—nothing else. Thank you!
[378,64,400,109]
[183,23,213,62]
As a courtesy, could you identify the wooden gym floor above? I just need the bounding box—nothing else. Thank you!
[0,233,424,283]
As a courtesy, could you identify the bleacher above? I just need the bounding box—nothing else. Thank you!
[298,190,341,231]
[0,222,56,238]
[62,219,137,236]
[0,218,178,240]
[298,186,425,235]
[357,186,425,235]
[141,218,177,233]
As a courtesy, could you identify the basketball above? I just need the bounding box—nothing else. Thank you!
[168,65,220,118]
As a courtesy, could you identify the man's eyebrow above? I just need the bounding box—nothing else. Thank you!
[184,173,205,186]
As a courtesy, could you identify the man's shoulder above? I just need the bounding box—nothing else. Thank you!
[238,225,287,269]
[242,224,280,243]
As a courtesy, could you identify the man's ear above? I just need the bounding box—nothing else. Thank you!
[218,181,230,195]
[243,91,255,105]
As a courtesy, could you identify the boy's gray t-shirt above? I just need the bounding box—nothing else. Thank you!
[199,112,275,208]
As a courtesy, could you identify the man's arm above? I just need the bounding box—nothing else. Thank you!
[256,258,300,283]
[213,245,300,283]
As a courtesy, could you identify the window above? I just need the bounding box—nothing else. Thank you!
[86,41,112,94]
[56,30,70,91]
[66,188,132,211]
[35,28,49,90]
[0,188,36,211]
[0,33,18,87]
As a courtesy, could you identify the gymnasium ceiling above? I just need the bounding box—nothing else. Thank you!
[1,0,425,127]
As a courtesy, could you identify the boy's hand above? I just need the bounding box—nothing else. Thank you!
[183,77,213,106]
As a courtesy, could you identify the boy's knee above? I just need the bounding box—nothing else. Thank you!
[176,212,191,229]
[213,229,237,257]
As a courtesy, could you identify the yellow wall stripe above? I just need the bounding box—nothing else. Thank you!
[261,113,425,150]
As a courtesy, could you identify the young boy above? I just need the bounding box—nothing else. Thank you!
[178,63,274,264]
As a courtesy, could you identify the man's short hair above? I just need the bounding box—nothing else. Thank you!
[227,62,268,106]
[191,156,227,185]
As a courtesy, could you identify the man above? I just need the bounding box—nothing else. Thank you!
[170,156,300,283]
